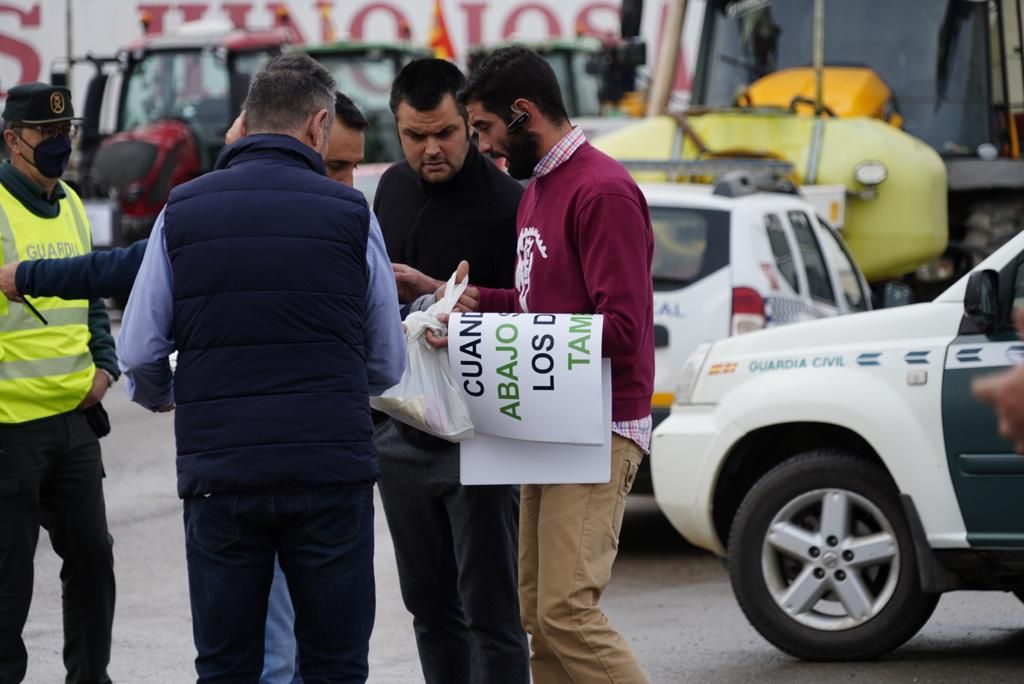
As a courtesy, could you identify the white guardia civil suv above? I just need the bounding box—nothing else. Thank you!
[652,229,1024,660]
[636,172,875,492]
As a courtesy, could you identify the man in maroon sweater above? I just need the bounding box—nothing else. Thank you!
[439,46,654,684]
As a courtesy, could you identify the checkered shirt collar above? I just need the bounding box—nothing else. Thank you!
[532,126,586,178]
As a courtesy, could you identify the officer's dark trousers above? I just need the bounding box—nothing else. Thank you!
[0,410,115,684]
[375,420,529,684]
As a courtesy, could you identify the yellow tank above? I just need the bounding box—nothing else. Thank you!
[594,112,948,282]
[745,67,903,127]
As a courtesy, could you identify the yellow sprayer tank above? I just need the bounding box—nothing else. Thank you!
[594,112,948,282]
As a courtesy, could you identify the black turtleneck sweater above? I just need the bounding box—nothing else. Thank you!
[373,143,521,289]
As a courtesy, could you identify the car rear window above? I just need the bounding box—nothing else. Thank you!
[650,207,730,291]
[765,214,799,292]
[787,211,836,305]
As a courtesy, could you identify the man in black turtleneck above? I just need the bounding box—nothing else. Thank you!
[373,59,528,684]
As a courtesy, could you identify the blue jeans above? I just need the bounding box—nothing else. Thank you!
[262,556,302,684]
[183,487,375,683]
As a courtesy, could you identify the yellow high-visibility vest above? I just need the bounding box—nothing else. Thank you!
[0,180,94,424]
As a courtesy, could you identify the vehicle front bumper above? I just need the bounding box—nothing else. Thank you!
[651,404,742,556]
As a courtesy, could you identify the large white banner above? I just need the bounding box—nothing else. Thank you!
[447,312,612,484]
[460,360,612,485]
[449,312,605,444]
[0,1,705,99]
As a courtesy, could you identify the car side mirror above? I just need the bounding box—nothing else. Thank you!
[964,269,999,334]
[880,282,913,308]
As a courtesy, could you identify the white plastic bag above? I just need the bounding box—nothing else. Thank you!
[370,270,474,442]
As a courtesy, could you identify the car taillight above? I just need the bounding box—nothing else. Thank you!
[732,287,766,336]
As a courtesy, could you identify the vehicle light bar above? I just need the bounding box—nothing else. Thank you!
[619,158,795,177]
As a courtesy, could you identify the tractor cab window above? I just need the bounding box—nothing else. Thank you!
[230,51,274,108]
[316,50,413,162]
[316,52,397,113]
[121,49,231,149]
[571,50,603,117]
[542,50,602,118]
[698,0,995,156]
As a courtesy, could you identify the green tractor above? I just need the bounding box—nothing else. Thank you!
[300,41,429,163]
[468,34,648,138]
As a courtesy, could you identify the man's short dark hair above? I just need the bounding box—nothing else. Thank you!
[458,46,569,125]
[389,58,467,118]
[244,53,336,134]
[335,91,369,132]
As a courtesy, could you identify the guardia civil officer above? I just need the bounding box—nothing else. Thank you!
[0,83,118,684]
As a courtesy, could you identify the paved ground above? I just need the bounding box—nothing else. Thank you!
[21,388,1024,682]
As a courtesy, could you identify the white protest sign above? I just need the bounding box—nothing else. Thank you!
[448,312,605,445]
[460,360,612,485]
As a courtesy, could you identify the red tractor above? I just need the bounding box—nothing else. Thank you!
[55,19,291,246]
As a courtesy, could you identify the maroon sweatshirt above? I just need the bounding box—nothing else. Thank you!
[477,142,655,421]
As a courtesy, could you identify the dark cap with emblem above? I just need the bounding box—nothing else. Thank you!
[2,83,77,124]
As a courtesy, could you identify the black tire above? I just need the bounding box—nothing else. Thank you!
[727,450,939,661]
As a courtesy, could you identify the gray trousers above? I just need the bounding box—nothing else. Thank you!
[375,420,529,684]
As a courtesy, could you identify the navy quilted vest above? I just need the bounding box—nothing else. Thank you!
[164,134,373,497]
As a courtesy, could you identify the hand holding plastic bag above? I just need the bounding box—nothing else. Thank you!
[370,270,474,441]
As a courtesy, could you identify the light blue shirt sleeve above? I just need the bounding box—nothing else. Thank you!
[365,210,406,394]
[117,209,175,411]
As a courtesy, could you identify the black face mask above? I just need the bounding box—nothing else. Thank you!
[17,132,72,179]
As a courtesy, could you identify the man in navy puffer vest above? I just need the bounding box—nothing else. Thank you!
[117,54,405,681]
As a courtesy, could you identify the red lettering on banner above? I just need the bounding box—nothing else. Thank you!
[501,3,560,39]
[349,3,410,41]
[266,2,307,42]
[460,2,486,47]
[575,2,618,36]
[138,4,172,34]
[0,3,41,90]
[178,4,210,22]
[223,3,254,29]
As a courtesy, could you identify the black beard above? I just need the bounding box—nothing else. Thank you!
[506,130,541,180]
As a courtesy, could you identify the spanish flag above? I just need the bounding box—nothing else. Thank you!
[318,0,335,42]
[429,0,456,61]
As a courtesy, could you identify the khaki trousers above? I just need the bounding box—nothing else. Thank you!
[519,434,650,684]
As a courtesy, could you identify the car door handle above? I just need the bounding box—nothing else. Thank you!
[654,324,669,348]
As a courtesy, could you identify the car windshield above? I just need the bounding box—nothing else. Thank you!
[697,0,993,155]
[121,48,271,148]
[650,206,731,290]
